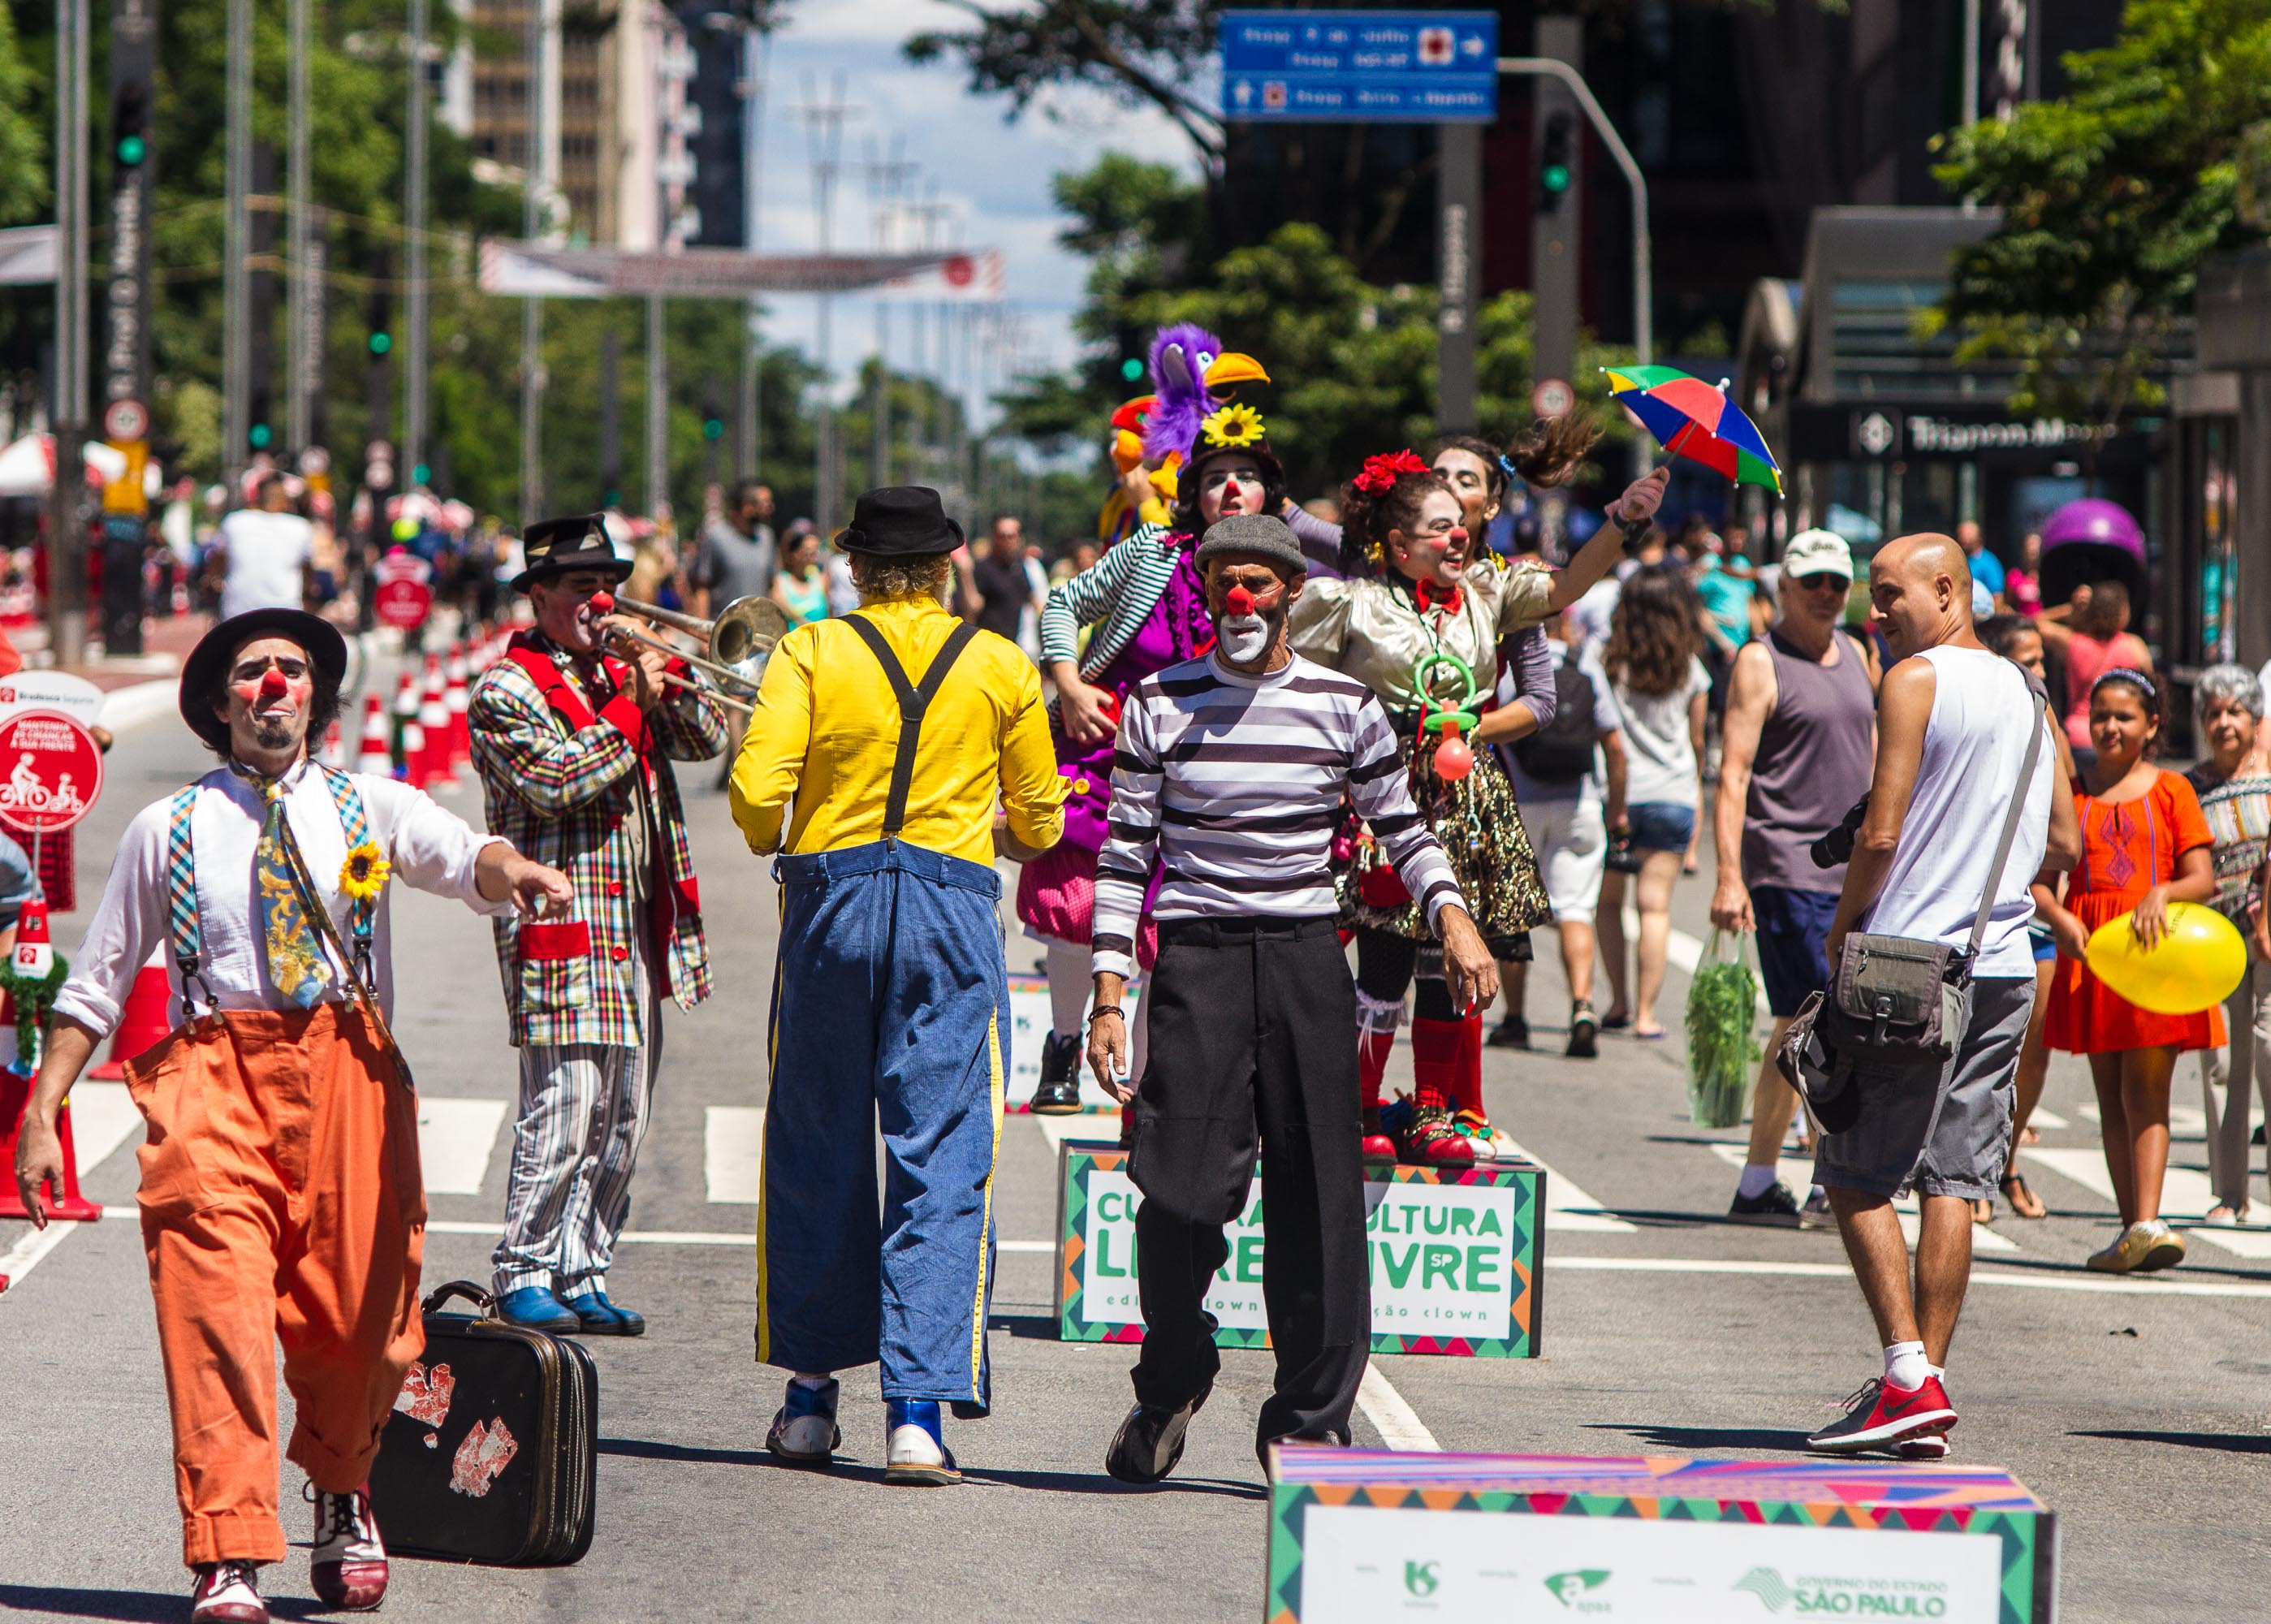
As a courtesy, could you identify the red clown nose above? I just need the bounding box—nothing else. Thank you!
[1225,585,1256,615]
[589,591,615,614]
[257,669,290,702]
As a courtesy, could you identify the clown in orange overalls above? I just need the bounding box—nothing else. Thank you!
[11,608,572,1624]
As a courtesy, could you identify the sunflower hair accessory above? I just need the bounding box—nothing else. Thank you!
[1353,449,1428,494]
[1199,402,1267,449]
[339,842,393,903]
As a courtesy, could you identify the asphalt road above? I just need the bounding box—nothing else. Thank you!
[3,654,2267,1623]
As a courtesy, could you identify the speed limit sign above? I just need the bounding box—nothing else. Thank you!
[1531,378,1576,420]
[103,397,149,442]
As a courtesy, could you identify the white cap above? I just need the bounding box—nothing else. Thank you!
[1781,529,1854,581]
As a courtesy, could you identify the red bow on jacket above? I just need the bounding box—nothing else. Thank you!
[1414,579,1463,615]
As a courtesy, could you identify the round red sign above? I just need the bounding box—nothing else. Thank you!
[0,707,104,835]
[373,577,434,630]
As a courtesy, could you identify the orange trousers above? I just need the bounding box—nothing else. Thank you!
[127,1004,426,1567]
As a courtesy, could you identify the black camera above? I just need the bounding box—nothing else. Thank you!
[1811,797,1869,869]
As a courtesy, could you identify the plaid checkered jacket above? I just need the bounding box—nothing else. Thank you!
[468,634,729,1047]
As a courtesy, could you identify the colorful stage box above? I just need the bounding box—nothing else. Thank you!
[1002,974,1138,1114]
[1052,1142,1544,1357]
[1265,1449,2055,1624]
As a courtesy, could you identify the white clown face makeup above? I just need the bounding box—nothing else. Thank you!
[1205,565,1293,672]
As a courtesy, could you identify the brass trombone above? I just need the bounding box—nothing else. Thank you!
[596,590,789,715]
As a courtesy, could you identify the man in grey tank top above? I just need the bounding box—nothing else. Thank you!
[1710,529,1877,1226]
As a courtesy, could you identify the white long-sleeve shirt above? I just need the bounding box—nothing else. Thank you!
[54,762,512,1039]
[1090,651,1464,979]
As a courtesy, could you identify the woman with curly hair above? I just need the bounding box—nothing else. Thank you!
[1017,408,1310,1113]
[1289,426,1668,1166]
[1595,564,1712,1039]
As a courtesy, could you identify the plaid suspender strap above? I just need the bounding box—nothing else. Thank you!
[163,787,214,1016]
[842,615,978,837]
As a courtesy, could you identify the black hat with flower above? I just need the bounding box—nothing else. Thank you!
[1169,403,1287,537]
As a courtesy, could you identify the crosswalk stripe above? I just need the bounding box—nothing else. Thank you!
[420,1218,1052,1252]
[415,1097,509,1196]
[63,1081,140,1180]
[2021,1147,2271,1260]
[1705,1145,2020,1251]
[2028,1107,2069,1130]
[705,1106,766,1204]
[1492,1136,1638,1233]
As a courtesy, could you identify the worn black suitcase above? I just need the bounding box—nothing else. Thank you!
[369,1281,598,1566]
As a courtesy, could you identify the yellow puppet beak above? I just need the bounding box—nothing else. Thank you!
[1204,352,1270,388]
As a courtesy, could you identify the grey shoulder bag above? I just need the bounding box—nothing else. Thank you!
[1821,686,2049,1067]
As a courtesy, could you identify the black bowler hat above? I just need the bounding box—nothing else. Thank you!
[836,486,965,558]
[512,512,635,591]
[179,608,349,754]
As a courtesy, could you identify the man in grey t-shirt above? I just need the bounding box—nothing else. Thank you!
[693,481,776,615]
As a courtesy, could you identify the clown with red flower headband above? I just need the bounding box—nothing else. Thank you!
[1289,435,1669,1166]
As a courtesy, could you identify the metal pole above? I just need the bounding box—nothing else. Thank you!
[1496,57,1649,369]
[646,292,667,516]
[222,0,251,493]
[518,0,550,525]
[1436,122,1479,435]
[738,30,766,482]
[1962,0,1982,127]
[405,0,430,486]
[49,0,90,664]
[287,0,310,453]
[872,304,889,488]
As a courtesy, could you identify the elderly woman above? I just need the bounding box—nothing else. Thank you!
[2184,664,2271,1224]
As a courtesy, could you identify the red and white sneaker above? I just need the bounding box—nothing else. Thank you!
[190,1561,267,1624]
[1806,1375,1957,1454]
[309,1484,390,1610]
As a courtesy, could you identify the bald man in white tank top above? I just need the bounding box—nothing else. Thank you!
[1803,533,2079,1458]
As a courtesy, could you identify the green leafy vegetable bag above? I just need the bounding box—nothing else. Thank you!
[1685,930,1759,1130]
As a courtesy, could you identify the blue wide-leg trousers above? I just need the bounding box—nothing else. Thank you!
[756,839,1008,1414]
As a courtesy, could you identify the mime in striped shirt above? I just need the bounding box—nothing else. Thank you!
[1086,512,1496,1485]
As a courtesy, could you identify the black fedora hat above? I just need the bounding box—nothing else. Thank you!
[179,608,349,754]
[512,512,634,592]
[836,486,965,558]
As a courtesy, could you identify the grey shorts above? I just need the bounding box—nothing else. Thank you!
[1813,976,2033,1201]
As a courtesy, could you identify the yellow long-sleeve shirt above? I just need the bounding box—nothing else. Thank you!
[729,593,1068,866]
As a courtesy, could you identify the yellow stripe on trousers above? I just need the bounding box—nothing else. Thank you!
[753,925,786,1367]
[969,1012,1006,1397]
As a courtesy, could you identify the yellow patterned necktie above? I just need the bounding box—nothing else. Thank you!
[250,771,332,1009]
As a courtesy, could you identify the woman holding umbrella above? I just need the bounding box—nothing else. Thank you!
[1290,436,1668,1165]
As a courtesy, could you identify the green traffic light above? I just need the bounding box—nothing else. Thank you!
[1542,164,1571,194]
[1120,358,1144,383]
[369,331,393,356]
[116,134,146,166]
[412,463,430,486]
[248,423,272,449]
[702,418,724,441]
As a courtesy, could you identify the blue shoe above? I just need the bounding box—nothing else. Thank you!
[883,1399,961,1486]
[495,1286,580,1334]
[560,1289,645,1337]
[766,1377,842,1465]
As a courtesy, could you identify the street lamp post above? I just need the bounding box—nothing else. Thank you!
[405,0,430,488]
[49,0,91,664]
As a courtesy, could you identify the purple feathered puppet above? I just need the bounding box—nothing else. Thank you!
[1140,322,1270,464]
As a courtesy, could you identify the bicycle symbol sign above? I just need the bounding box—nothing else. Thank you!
[0,708,103,834]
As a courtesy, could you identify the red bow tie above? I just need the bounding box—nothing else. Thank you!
[1415,580,1462,615]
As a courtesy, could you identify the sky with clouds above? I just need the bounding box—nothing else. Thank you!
[747,2,1202,422]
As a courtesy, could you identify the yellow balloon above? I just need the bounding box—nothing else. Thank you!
[2083,901,2247,1015]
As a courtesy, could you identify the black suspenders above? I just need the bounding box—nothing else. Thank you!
[841,615,979,836]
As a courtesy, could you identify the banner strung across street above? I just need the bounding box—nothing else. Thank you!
[1054,1142,1544,1357]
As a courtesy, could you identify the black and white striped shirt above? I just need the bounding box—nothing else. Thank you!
[1090,651,1465,978]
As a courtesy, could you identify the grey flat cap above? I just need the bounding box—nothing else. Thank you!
[1194,512,1306,574]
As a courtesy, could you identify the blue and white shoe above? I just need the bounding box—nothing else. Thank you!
[883,1399,961,1486]
[766,1376,841,1465]
[559,1290,645,1337]
[495,1286,580,1334]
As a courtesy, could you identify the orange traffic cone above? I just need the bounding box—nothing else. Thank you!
[415,658,455,788]
[0,1057,103,1222]
[391,669,421,771]
[89,953,172,1081]
[444,644,473,770]
[399,715,428,789]
[354,693,394,776]
[316,717,347,769]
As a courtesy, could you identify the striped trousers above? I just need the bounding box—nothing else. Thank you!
[492,962,663,1299]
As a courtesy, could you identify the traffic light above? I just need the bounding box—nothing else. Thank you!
[1537,112,1574,213]
[111,77,149,169]
[1120,357,1145,383]
[248,423,273,450]
[702,417,724,441]
[369,330,392,356]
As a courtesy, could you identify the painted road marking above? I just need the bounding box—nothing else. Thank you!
[1489,1138,1634,1235]
[2023,1147,2271,1261]
[1556,1255,2271,1298]
[1356,1364,1440,1451]
[66,1081,140,1178]
[0,1221,79,1295]
[422,1219,1052,1252]
[415,1097,508,1196]
[706,1106,766,1204]
[2029,1107,2070,1130]
[1707,1146,2019,1253]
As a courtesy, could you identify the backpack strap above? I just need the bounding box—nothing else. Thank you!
[1969,685,2051,964]
[319,765,378,987]
[842,615,979,837]
[164,785,214,1017]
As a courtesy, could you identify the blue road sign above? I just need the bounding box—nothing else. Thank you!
[1220,10,1499,124]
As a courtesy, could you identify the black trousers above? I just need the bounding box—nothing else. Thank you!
[1128,915,1370,1453]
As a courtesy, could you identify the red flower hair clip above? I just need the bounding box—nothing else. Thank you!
[1353,448,1428,493]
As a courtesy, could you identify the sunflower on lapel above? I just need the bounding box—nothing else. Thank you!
[339,842,392,903]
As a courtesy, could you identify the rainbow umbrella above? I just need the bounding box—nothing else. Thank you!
[1602,365,1784,495]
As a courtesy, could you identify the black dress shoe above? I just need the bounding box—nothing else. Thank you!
[1028,1031,1085,1114]
[1105,1384,1210,1484]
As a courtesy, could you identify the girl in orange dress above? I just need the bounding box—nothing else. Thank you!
[2036,668,2219,1274]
